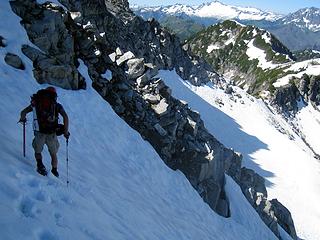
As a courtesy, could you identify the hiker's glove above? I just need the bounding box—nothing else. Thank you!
[64,131,70,139]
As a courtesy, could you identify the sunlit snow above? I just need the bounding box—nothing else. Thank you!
[0,1,290,239]
[159,70,320,240]
[273,59,320,87]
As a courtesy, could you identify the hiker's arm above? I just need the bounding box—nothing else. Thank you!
[59,106,69,138]
[19,105,32,123]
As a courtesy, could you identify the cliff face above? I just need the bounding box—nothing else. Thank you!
[9,0,297,238]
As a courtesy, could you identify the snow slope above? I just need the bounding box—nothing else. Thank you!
[273,58,320,87]
[0,1,287,239]
[159,70,320,240]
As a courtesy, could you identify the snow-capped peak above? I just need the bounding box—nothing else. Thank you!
[281,7,320,32]
[194,1,281,21]
[162,4,196,15]
[134,1,283,22]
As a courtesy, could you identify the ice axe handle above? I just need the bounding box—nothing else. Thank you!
[23,121,26,157]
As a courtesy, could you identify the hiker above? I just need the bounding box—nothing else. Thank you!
[19,86,70,177]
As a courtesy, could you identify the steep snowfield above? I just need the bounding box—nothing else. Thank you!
[295,105,320,154]
[160,70,320,240]
[0,1,287,239]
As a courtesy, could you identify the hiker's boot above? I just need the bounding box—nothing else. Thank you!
[51,168,59,178]
[36,163,47,176]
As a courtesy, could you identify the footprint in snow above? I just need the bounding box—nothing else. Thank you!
[54,213,66,228]
[60,194,73,205]
[19,196,36,218]
[27,178,41,188]
[38,230,59,240]
[34,189,51,203]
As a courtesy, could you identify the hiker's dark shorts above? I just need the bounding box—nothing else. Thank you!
[32,132,59,154]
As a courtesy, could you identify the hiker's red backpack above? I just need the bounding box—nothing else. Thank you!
[31,88,59,134]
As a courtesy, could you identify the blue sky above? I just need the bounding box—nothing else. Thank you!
[128,0,320,14]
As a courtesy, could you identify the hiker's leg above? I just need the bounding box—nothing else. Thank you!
[32,132,45,165]
[34,153,42,161]
[50,152,58,168]
[46,133,59,169]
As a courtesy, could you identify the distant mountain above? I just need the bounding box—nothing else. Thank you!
[133,1,281,22]
[280,7,320,32]
[185,20,294,95]
[267,7,320,51]
[267,23,320,51]
[134,2,320,51]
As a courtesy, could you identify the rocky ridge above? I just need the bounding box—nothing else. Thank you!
[186,20,320,119]
[186,20,294,95]
[8,0,297,238]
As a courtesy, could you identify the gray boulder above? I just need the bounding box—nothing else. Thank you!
[271,83,301,113]
[22,45,85,90]
[143,93,160,104]
[309,76,320,105]
[154,123,167,136]
[239,167,267,199]
[151,98,169,116]
[270,199,298,240]
[299,74,310,99]
[126,58,145,79]
[4,53,25,70]
[116,51,135,66]
[137,73,150,87]
[225,86,234,95]
[237,167,280,237]
[10,0,86,90]
[256,197,279,238]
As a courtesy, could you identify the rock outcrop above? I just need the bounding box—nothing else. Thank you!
[271,74,320,115]
[4,52,25,70]
[271,83,301,114]
[10,0,86,90]
[308,76,320,106]
[91,52,236,217]
[298,74,320,106]
[271,199,298,239]
[9,0,298,238]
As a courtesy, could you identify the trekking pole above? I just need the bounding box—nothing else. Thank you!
[23,121,26,157]
[66,138,69,187]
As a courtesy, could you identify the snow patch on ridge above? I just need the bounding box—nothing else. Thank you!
[207,44,220,53]
[246,39,279,70]
[273,59,320,87]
